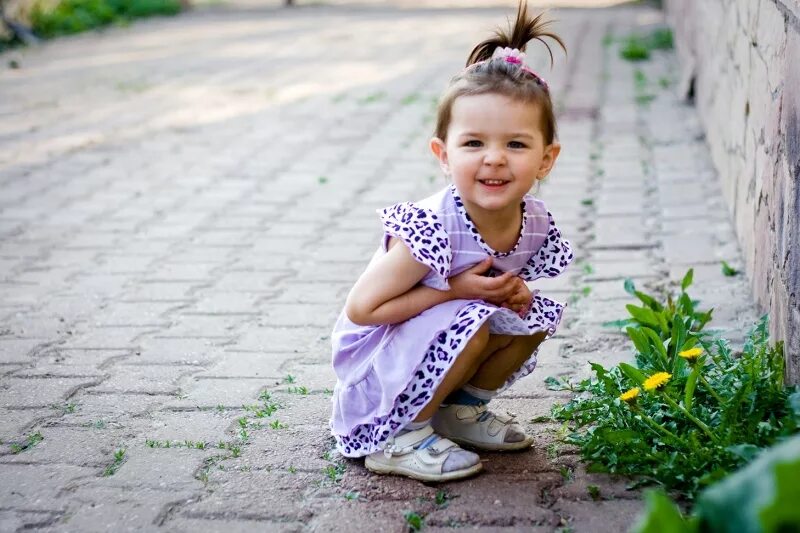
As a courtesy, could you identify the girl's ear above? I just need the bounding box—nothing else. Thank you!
[537,141,561,179]
[430,137,450,175]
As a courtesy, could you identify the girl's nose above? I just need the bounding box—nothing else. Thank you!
[483,148,506,166]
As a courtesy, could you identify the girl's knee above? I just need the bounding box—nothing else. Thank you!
[462,323,490,356]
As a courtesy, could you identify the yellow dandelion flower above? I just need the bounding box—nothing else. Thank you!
[619,387,640,403]
[678,347,703,362]
[643,372,672,391]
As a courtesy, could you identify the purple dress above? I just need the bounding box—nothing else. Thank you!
[330,184,573,457]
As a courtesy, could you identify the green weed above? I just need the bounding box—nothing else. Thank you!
[404,511,424,532]
[721,261,739,277]
[401,93,421,105]
[358,91,386,105]
[324,462,346,483]
[103,448,126,476]
[269,420,288,430]
[10,431,44,454]
[553,271,798,499]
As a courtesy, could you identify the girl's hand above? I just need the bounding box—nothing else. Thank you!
[449,258,519,306]
[501,277,533,316]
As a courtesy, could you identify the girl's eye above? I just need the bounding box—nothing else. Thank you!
[508,141,527,149]
[464,140,483,147]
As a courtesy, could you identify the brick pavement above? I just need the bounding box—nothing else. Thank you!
[0,2,759,531]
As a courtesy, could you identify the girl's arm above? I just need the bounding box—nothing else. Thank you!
[345,240,518,326]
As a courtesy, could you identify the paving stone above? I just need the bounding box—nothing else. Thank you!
[87,364,200,395]
[105,447,205,491]
[38,348,131,368]
[196,351,293,380]
[133,336,230,366]
[0,407,53,443]
[0,509,64,531]
[161,378,268,409]
[61,326,155,350]
[228,325,329,354]
[552,498,645,533]
[0,463,97,510]
[137,410,234,444]
[58,391,168,427]
[0,426,125,468]
[119,281,201,301]
[0,377,99,408]
[0,338,48,364]
[54,485,197,532]
[258,303,340,329]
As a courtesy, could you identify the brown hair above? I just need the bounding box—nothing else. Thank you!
[434,2,566,144]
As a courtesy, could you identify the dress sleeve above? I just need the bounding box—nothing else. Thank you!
[378,202,452,289]
[518,210,573,282]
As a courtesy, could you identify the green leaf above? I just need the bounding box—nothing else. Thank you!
[632,490,692,533]
[758,456,800,532]
[598,428,638,444]
[684,365,700,411]
[627,327,651,356]
[671,315,687,359]
[603,318,636,329]
[624,278,636,295]
[721,261,739,277]
[725,444,761,462]
[590,362,618,393]
[642,327,669,366]
[681,269,694,292]
[635,290,663,311]
[544,376,570,391]
[789,392,800,425]
[656,311,671,337]
[619,363,647,386]
[626,304,660,328]
[696,434,800,533]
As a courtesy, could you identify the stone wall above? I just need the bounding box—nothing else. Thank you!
[664,0,799,383]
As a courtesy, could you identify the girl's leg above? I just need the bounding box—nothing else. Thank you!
[412,322,491,421]
[431,332,549,451]
[365,324,493,482]
[468,331,548,390]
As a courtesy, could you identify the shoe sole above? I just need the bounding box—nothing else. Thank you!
[364,457,483,482]
[446,435,534,452]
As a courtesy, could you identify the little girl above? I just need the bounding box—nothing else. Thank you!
[329,2,573,482]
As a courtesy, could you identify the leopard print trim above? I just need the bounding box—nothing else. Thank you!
[379,202,452,283]
[518,210,573,281]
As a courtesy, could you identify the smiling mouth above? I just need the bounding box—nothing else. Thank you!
[478,179,510,186]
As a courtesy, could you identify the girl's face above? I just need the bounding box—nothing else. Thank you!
[430,93,560,216]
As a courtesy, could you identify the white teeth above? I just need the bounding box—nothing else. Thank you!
[482,180,506,185]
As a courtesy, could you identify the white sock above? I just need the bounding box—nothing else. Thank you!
[399,418,430,434]
[462,383,497,402]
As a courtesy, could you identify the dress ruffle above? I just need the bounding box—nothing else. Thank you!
[378,203,452,289]
[518,211,573,281]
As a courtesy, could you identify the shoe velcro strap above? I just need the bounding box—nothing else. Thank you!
[427,437,458,456]
[384,425,435,456]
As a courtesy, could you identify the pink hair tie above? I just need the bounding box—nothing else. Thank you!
[491,46,549,91]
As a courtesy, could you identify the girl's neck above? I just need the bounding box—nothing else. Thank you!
[462,198,523,252]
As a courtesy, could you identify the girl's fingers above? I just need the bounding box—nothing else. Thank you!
[468,257,494,275]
